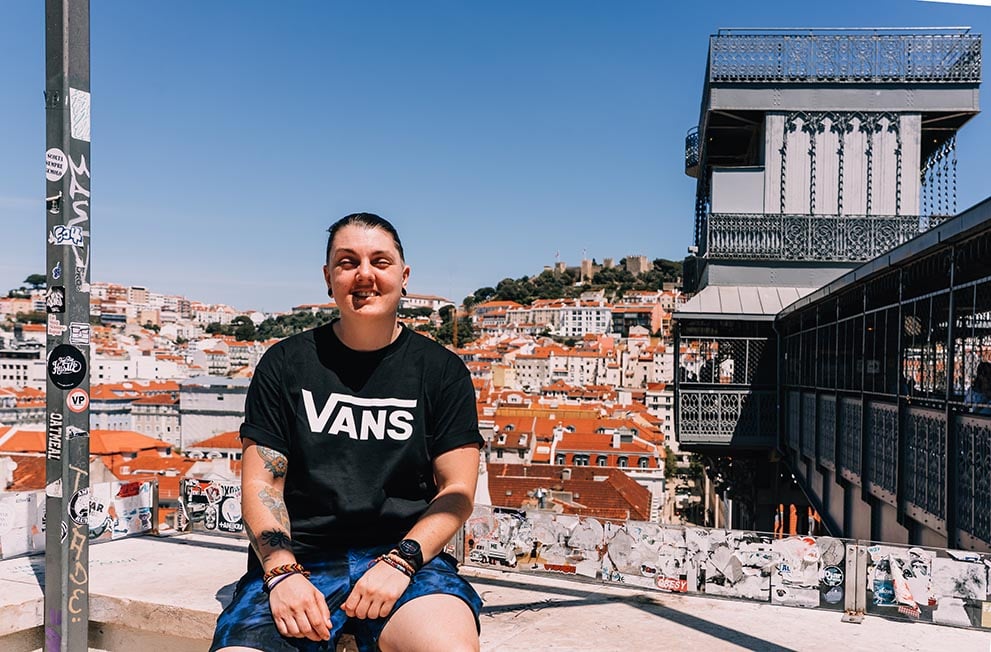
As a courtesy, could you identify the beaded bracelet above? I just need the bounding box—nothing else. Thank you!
[386,551,417,575]
[375,554,414,578]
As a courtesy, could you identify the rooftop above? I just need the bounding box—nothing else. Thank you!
[1,534,987,652]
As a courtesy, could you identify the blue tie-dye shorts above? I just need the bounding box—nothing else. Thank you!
[210,544,482,652]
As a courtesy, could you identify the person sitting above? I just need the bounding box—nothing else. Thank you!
[211,213,483,652]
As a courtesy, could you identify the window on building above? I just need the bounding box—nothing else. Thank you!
[639,457,649,468]
[618,457,628,468]
[556,453,566,464]
[597,455,607,466]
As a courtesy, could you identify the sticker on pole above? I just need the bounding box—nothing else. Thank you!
[69,88,91,142]
[46,148,67,182]
[48,344,86,390]
[68,488,90,525]
[66,388,89,413]
[45,286,65,314]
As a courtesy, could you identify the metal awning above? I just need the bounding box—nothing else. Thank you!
[675,285,817,321]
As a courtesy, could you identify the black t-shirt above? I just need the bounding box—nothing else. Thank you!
[241,322,482,566]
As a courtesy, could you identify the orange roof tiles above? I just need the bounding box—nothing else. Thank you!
[0,429,171,455]
[486,464,651,521]
[189,430,241,449]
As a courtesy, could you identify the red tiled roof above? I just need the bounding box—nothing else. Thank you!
[189,430,241,449]
[486,464,651,521]
[0,429,171,455]
[5,455,47,491]
[131,394,179,405]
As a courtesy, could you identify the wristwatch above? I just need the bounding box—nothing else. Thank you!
[394,538,424,572]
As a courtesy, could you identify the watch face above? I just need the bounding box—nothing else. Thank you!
[399,539,420,556]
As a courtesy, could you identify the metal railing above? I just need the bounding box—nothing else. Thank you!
[709,29,981,84]
[677,388,777,444]
[703,212,922,261]
[685,127,700,174]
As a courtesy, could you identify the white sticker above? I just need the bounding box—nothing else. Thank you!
[48,224,84,247]
[221,497,242,523]
[46,148,67,182]
[69,88,91,142]
[69,322,91,346]
[47,314,66,337]
[46,479,63,498]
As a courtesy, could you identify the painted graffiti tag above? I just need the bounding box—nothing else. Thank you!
[70,560,88,586]
[68,588,84,618]
[67,153,90,291]
[45,609,62,650]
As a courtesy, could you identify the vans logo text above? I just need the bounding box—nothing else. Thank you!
[302,390,416,441]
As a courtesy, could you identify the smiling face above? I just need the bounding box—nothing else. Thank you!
[324,224,410,322]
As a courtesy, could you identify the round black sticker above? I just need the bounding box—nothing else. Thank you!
[48,344,86,390]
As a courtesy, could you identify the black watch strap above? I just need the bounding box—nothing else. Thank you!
[395,538,424,571]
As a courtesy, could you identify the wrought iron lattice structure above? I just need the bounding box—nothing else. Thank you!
[709,29,981,84]
[678,334,777,446]
[705,213,920,261]
[778,200,991,549]
[921,134,958,227]
[685,127,700,173]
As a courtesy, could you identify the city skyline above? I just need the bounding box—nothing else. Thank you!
[2,1,991,312]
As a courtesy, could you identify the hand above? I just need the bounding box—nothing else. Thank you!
[342,559,412,620]
[268,573,332,641]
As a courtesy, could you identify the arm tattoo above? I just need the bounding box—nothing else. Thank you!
[246,487,292,562]
[259,486,291,531]
[260,529,293,550]
[257,446,288,478]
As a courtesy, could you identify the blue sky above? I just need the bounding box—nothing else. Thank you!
[2,1,990,313]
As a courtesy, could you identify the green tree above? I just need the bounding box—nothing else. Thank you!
[494,277,534,304]
[435,306,475,346]
[15,311,46,324]
[205,322,230,335]
[24,274,47,290]
[530,270,565,299]
[471,287,496,305]
[232,315,256,341]
[664,445,678,479]
[398,306,433,319]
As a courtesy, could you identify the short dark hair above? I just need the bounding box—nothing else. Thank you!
[325,213,405,263]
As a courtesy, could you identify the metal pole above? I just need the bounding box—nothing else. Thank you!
[44,1,91,650]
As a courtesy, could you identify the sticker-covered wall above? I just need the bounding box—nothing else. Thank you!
[0,480,155,559]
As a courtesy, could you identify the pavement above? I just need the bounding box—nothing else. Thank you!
[1,533,989,652]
